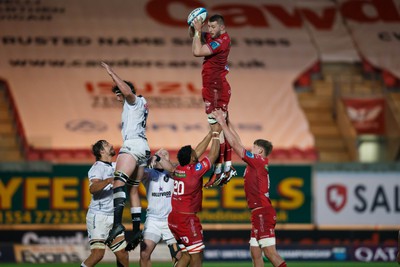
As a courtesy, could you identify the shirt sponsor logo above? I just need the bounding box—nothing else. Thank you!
[209,41,220,50]
[174,170,186,178]
[151,191,171,197]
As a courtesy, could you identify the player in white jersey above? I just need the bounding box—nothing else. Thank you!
[140,149,181,267]
[82,140,129,267]
[101,62,151,249]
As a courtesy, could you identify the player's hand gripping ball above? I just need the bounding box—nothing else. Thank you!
[187,7,207,26]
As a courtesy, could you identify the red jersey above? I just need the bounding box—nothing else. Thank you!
[242,149,272,210]
[202,32,231,90]
[171,157,212,213]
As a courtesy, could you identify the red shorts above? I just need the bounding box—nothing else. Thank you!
[202,80,231,114]
[168,211,204,253]
[250,206,277,241]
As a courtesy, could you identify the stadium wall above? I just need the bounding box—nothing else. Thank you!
[0,162,398,263]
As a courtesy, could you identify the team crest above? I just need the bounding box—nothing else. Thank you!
[195,163,202,171]
[246,151,254,158]
[326,184,347,212]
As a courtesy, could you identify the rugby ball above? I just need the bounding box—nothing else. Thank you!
[187,7,207,26]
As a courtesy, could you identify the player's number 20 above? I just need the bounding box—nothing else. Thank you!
[174,180,184,195]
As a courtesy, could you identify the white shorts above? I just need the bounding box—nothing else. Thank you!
[143,217,176,245]
[86,212,113,241]
[249,237,276,248]
[119,138,150,166]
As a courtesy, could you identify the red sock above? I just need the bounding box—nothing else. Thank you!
[278,262,287,267]
[218,143,225,164]
[224,141,232,162]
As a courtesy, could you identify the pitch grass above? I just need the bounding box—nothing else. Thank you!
[0,262,395,267]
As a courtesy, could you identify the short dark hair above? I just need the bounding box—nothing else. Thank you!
[92,140,107,161]
[209,14,224,25]
[177,145,192,166]
[254,139,273,157]
[112,80,136,95]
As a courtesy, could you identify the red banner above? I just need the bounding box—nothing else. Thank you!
[342,98,385,135]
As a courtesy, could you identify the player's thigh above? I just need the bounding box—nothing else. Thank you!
[251,207,277,246]
[115,153,137,178]
[168,213,204,251]
[156,219,175,244]
[86,212,113,242]
[140,239,157,258]
[120,139,150,167]
[143,218,163,244]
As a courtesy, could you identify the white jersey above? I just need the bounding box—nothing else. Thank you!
[87,161,115,215]
[142,168,174,220]
[121,96,148,141]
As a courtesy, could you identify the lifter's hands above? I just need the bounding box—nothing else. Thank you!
[212,109,227,125]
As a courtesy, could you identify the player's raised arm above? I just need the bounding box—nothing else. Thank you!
[192,18,212,57]
[101,62,136,104]
[213,109,245,158]
[152,149,176,173]
[194,123,221,159]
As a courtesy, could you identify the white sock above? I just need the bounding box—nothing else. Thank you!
[214,164,222,174]
[224,161,232,172]
[130,207,141,214]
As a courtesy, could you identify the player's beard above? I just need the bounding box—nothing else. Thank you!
[212,30,221,39]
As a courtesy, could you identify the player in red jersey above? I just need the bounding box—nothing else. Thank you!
[213,109,287,267]
[157,123,221,267]
[190,14,236,187]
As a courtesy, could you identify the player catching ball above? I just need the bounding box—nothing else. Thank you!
[189,13,237,187]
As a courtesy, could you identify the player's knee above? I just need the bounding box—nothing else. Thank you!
[115,248,128,262]
[114,170,129,183]
[89,243,106,261]
[110,238,127,253]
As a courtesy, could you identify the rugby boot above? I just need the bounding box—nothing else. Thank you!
[218,166,237,186]
[204,171,223,188]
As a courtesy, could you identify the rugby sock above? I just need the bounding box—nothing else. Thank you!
[130,207,142,233]
[218,142,225,165]
[224,141,232,164]
[213,163,222,175]
[80,263,87,267]
[278,262,287,267]
[113,186,126,225]
[224,161,232,172]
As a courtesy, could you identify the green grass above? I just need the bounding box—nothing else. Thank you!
[0,262,395,267]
